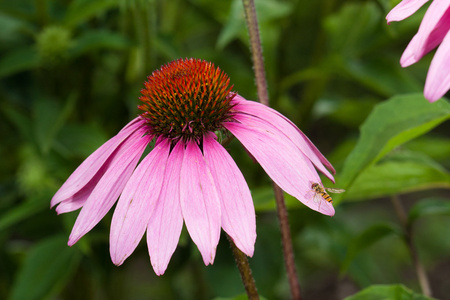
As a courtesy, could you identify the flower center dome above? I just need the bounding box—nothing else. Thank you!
[139,58,235,141]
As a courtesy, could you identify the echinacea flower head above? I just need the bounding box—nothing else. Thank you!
[387,0,450,102]
[51,58,335,275]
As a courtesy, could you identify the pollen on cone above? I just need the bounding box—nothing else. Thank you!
[138,58,235,140]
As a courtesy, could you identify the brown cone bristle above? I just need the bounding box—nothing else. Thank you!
[139,58,235,141]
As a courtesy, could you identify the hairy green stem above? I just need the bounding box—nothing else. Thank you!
[228,235,259,300]
[242,0,302,299]
[391,196,432,297]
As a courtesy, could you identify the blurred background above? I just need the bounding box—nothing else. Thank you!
[1,0,449,299]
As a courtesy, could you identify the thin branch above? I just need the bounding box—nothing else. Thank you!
[273,182,302,300]
[391,196,432,297]
[242,0,269,106]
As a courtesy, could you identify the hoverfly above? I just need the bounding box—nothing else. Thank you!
[311,182,345,204]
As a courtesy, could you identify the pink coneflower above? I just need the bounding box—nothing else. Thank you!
[51,58,335,275]
[386,0,450,102]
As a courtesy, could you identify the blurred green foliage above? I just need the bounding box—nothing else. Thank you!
[1,0,449,299]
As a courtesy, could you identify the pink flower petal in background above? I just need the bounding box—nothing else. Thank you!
[180,140,221,265]
[147,142,184,275]
[400,0,450,67]
[425,30,450,100]
[110,139,170,266]
[387,0,450,102]
[386,0,429,23]
[203,133,256,256]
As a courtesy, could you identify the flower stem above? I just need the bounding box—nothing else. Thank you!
[242,0,302,299]
[227,235,259,299]
[242,0,269,106]
[391,196,432,297]
[273,182,302,300]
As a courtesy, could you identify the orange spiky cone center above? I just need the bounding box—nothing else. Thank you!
[139,58,235,141]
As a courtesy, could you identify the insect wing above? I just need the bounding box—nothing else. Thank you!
[325,187,345,194]
[312,192,325,203]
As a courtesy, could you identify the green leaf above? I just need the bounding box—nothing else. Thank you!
[341,223,402,274]
[34,95,76,154]
[408,198,450,224]
[9,236,81,300]
[1,102,34,143]
[405,136,450,163]
[64,0,119,28]
[344,284,436,300]
[336,94,450,202]
[0,47,39,78]
[0,11,34,48]
[0,197,48,232]
[344,152,450,201]
[70,30,131,57]
[216,0,243,49]
[344,56,421,96]
[323,2,422,96]
[324,2,388,58]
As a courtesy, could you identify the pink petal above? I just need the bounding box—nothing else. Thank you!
[231,95,335,181]
[51,117,145,208]
[67,127,151,245]
[424,30,450,101]
[110,139,170,266]
[224,118,335,216]
[386,0,430,23]
[147,141,184,275]
[55,183,94,214]
[180,140,221,265]
[400,0,450,67]
[203,134,256,256]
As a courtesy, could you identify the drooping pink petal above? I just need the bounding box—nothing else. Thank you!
[203,133,256,256]
[424,30,450,101]
[224,118,335,216]
[56,156,122,214]
[51,117,145,208]
[231,95,335,181]
[400,0,450,67]
[180,140,221,265]
[386,0,429,23]
[68,127,151,246]
[147,141,184,275]
[55,180,96,214]
[110,139,170,266]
